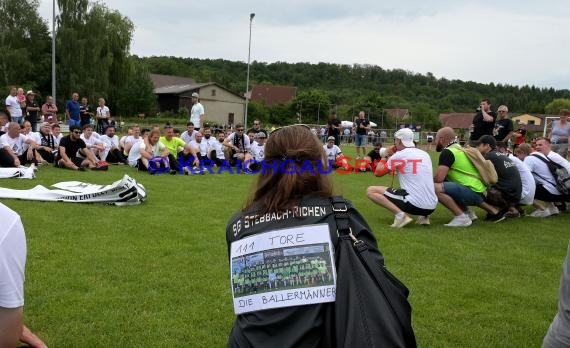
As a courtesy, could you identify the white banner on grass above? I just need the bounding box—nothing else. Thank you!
[0,174,146,205]
[0,166,35,179]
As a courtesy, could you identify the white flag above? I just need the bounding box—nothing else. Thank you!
[0,174,146,205]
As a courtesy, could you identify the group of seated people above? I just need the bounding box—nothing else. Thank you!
[365,126,570,228]
[0,109,269,175]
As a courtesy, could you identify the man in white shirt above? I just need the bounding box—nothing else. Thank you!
[249,132,267,171]
[0,202,47,348]
[521,138,570,216]
[0,122,37,167]
[139,129,170,172]
[99,125,126,164]
[80,124,105,160]
[190,92,205,131]
[366,128,438,228]
[5,86,24,124]
[180,122,197,144]
[189,132,207,161]
[210,132,227,167]
[223,124,253,170]
[124,125,145,167]
[323,136,348,169]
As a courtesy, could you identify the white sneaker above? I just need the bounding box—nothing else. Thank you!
[390,215,413,228]
[416,216,430,225]
[466,210,478,221]
[444,215,472,227]
[549,206,560,215]
[530,209,552,217]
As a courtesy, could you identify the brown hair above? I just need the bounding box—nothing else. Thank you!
[515,143,532,155]
[560,109,570,116]
[244,125,334,214]
[535,136,551,144]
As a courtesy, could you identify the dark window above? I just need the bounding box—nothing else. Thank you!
[528,120,535,125]
[211,89,216,97]
[228,113,234,125]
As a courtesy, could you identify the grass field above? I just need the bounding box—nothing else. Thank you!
[1,146,568,347]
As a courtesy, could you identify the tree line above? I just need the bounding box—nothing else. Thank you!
[2,0,569,129]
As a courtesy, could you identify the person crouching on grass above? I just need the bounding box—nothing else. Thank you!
[366,128,438,227]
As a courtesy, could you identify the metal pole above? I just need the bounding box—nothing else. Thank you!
[244,13,255,128]
[52,0,56,102]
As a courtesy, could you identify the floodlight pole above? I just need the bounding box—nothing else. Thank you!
[244,13,255,128]
[52,0,56,101]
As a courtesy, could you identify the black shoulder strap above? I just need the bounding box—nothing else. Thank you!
[330,196,351,235]
[531,153,553,165]
[530,153,557,186]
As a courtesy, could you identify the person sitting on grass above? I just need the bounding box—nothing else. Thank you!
[366,128,437,228]
[361,141,393,172]
[138,129,170,172]
[36,122,58,164]
[0,122,38,168]
[250,131,267,170]
[180,122,197,144]
[80,124,105,160]
[189,132,208,162]
[56,125,99,171]
[99,125,127,164]
[160,124,199,174]
[222,123,254,171]
[51,123,63,147]
[209,132,227,167]
[323,136,349,169]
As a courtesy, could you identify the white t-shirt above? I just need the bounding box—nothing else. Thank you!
[189,140,208,156]
[323,144,342,161]
[23,132,40,151]
[385,147,438,210]
[53,133,63,148]
[100,134,119,150]
[96,106,110,120]
[180,130,196,144]
[149,141,167,156]
[190,103,204,129]
[212,140,225,159]
[0,133,27,156]
[0,203,26,309]
[80,132,103,149]
[251,141,265,161]
[507,154,536,205]
[127,138,145,166]
[524,151,570,195]
[226,132,251,153]
[5,95,22,118]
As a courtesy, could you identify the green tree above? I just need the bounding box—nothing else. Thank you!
[56,0,134,112]
[0,0,51,92]
[545,98,570,115]
[115,57,157,117]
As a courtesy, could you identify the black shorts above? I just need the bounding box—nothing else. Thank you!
[384,187,435,216]
[55,155,83,168]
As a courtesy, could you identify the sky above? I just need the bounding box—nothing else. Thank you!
[38,0,570,90]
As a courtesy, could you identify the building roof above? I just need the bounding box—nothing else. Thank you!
[150,74,196,89]
[250,85,297,105]
[154,82,211,95]
[439,113,475,129]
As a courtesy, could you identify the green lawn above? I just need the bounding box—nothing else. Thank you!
[1,146,567,347]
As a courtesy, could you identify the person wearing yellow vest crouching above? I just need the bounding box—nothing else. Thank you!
[433,127,508,226]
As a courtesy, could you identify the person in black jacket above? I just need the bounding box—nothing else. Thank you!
[225,124,380,347]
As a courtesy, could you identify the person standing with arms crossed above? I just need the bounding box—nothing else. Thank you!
[354,111,371,159]
[190,92,205,131]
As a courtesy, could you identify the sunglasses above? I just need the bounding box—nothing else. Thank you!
[73,131,81,134]
[271,124,311,135]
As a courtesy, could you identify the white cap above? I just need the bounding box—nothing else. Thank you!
[394,128,415,147]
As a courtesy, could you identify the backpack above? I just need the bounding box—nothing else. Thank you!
[530,153,570,195]
[458,146,498,186]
